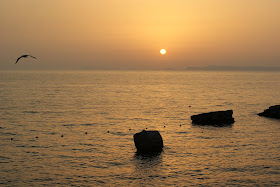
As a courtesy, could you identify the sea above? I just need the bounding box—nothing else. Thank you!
[0,70,279,186]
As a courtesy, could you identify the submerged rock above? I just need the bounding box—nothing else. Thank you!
[191,110,234,126]
[133,130,163,153]
[258,105,280,119]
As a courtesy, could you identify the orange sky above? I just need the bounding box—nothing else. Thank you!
[1,0,280,70]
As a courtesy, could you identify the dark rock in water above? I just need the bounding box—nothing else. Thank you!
[133,130,163,153]
[191,110,234,126]
[258,105,280,119]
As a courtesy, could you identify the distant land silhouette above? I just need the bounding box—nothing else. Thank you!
[186,65,280,71]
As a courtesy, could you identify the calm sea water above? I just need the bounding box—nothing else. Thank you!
[0,70,279,186]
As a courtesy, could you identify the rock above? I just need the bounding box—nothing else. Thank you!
[133,130,163,153]
[258,105,280,119]
[191,110,234,126]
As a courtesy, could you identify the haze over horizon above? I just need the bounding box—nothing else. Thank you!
[1,0,280,70]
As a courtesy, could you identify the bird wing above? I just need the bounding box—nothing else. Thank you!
[28,55,37,59]
[15,56,23,64]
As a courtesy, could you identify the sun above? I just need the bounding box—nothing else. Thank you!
[160,49,166,55]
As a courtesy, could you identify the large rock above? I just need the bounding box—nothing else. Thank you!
[191,110,234,126]
[258,105,280,119]
[133,130,163,153]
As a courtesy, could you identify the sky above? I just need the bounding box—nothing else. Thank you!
[1,0,280,70]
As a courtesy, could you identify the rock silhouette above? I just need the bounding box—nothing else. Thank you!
[191,110,234,126]
[133,130,163,153]
[258,105,280,119]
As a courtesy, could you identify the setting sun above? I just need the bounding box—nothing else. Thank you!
[160,49,166,55]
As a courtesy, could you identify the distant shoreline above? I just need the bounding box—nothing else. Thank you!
[186,65,280,71]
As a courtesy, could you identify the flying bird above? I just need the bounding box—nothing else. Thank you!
[15,55,37,64]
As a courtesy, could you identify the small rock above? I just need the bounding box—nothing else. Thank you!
[191,110,234,126]
[258,105,280,119]
[133,130,163,153]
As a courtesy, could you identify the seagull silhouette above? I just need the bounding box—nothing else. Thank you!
[15,55,37,64]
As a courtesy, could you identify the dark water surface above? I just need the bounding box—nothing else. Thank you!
[0,70,279,186]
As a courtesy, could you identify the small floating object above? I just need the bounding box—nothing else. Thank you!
[11,138,13,140]
[189,106,191,107]
[36,136,38,139]
[107,131,110,133]
[61,135,64,137]
[129,128,131,131]
[85,132,87,134]
[180,124,181,127]
[164,126,166,128]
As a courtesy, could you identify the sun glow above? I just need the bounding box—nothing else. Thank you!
[160,49,166,55]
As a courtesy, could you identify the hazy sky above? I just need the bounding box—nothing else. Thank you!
[1,0,280,70]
